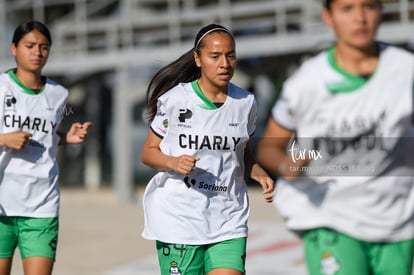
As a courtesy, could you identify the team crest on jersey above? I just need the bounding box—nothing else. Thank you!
[4,94,17,111]
[163,119,168,129]
[320,252,340,275]
[169,261,181,275]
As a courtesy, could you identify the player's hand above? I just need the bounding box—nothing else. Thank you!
[250,163,275,203]
[255,175,275,203]
[65,122,93,144]
[170,155,200,175]
[0,131,32,150]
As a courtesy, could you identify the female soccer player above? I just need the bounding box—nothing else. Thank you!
[257,0,414,274]
[141,24,275,275]
[0,21,92,275]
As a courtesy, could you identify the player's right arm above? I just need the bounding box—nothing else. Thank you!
[141,130,199,175]
[0,131,32,150]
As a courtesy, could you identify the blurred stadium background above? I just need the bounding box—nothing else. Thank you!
[0,0,413,201]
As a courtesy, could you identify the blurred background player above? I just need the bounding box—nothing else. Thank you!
[257,0,414,274]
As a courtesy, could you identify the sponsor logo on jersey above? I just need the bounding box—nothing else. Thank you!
[177,108,192,129]
[157,110,166,117]
[4,94,16,110]
[184,176,227,192]
[3,114,58,134]
[27,139,45,149]
[179,134,241,151]
[178,108,192,123]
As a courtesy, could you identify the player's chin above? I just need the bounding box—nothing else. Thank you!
[28,65,46,74]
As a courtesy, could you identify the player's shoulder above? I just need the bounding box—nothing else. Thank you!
[0,73,9,98]
[158,82,188,102]
[45,77,68,95]
[0,71,11,83]
[227,82,255,102]
[45,77,66,89]
[380,42,414,61]
[284,50,326,88]
[228,82,252,95]
[0,71,14,94]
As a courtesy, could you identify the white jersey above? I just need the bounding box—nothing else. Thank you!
[272,44,414,242]
[0,70,68,218]
[142,81,256,245]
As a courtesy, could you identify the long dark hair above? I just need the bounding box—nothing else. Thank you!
[12,20,52,47]
[144,23,234,122]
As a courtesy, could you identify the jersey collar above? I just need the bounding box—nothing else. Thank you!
[8,69,46,95]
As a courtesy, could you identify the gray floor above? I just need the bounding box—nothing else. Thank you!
[10,187,306,274]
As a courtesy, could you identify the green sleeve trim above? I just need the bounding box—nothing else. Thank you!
[191,80,218,110]
[8,70,45,95]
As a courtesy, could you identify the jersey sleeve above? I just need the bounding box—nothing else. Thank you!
[247,97,257,136]
[271,88,297,130]
[150,99,168,138]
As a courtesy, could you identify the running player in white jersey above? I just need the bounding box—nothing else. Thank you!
[0,21,92,275]
[141,24,275,275]
[257,0,414,275]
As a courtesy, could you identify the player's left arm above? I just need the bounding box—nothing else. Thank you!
[58,122,93,145]
[244,140,275,203]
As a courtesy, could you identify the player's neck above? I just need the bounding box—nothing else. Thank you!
[334,44,379,76]
[197,79,227,103]
[14,68,43,91]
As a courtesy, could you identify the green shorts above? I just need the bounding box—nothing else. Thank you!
[0,216,59,259]
[303,227,414,275]
[156,237,246,275]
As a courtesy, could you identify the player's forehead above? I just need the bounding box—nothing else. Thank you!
[325,0,381,7]
[200,33,235,53]
[20,30,50,45]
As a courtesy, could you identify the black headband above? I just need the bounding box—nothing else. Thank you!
[194,24,232,49]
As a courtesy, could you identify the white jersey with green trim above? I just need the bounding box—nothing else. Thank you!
[0,71,68,218]
[142,81,256,245]
[272,43,414,242]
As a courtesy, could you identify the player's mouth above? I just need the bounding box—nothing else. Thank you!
[353,28,369,37]
[30,59,43,65]
[218,72,232,81]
